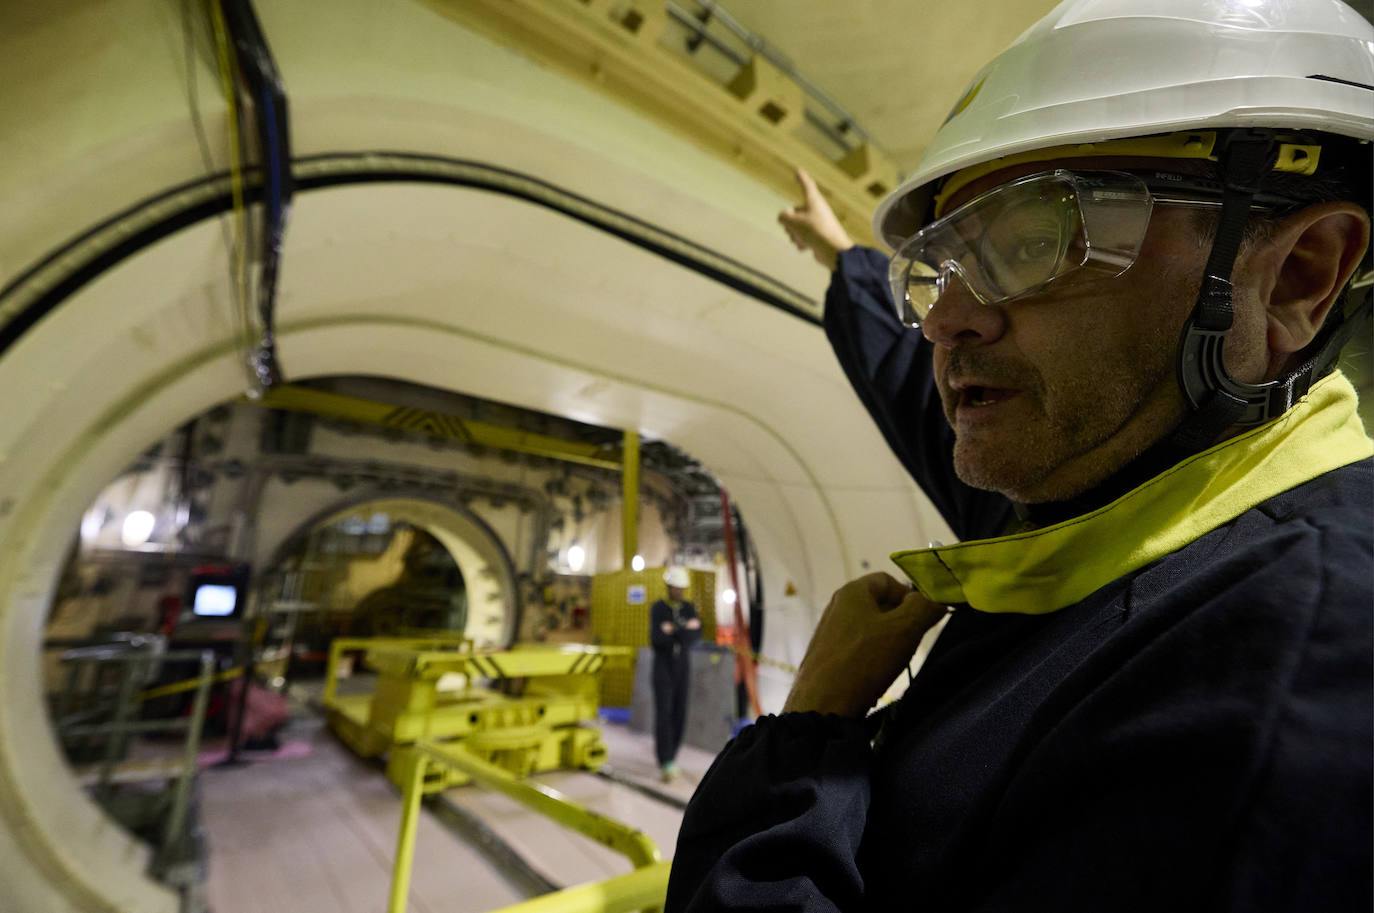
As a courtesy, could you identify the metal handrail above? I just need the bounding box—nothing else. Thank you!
[388,738,667,913]
[49,640,216,872]
[479,862,672,913]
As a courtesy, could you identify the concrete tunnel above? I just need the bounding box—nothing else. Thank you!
[0,2,953,909]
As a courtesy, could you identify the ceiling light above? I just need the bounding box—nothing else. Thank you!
[121,511,156,548]
[80,508,106,542]
[631,554,645,572]
[567,544,586,572]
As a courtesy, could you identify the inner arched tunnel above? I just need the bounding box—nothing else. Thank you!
[0,2,954,910]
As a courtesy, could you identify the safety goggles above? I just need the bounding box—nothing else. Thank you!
[887,169,1291,328]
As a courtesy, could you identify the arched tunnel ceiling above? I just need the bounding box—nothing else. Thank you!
[1,2,1370,912]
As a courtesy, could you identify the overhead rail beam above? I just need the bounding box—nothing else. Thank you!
[666,0,886,154]
[247,384,625,470]
[427,0,901,245]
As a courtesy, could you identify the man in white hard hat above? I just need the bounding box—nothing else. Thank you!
[651,565,701,781]
[667,1,1373,910]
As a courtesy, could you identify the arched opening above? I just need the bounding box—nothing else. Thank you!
[263,494,518,650]
[31,367,794,908]
[0,9,936,906]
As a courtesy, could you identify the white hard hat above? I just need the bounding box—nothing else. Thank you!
[663,566,691,589]
[874,0,1374,247]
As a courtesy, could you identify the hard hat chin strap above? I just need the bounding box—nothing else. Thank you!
[1168,129,1355,454]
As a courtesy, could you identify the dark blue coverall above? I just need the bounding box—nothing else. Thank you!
[650,597,700,767]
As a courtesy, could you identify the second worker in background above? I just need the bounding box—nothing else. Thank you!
[650,565,700,782]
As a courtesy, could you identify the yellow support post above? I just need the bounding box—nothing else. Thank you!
[621,430,639,570]
[323,638,351,709]
[387,751,430,913]
[479,861,672,913]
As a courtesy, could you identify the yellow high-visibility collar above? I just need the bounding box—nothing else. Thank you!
[891,373,1372,614]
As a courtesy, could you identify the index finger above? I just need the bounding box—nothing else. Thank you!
[794,167,822,203]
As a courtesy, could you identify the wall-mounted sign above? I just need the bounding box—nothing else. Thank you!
[627,584,647,605]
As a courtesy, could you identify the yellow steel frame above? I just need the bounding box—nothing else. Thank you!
[476,863,671,913]
[249,385,623,470]
[324,637,633,786]
[322,635,474,709]
[388,738,668,913]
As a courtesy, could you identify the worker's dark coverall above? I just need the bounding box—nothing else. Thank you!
[664,247,1374,912]
[650,598,700,767]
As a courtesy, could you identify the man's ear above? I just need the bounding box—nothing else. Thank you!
[1263,202,1370,357]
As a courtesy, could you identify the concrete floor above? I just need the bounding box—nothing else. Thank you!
[198,711,719,913]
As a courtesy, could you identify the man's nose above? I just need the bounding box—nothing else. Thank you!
[920,265,1008,348]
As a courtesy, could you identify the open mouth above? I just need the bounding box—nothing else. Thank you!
[961,386,1019,408]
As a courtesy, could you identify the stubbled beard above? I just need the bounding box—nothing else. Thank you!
[946,345,1176,502]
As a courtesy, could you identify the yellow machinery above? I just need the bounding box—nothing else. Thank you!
[388,738,669,913]
[321,637,632,789]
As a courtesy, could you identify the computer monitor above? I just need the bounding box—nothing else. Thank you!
[191,583,239,617]
[185,564,250,622]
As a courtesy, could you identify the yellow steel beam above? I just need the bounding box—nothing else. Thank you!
[418,740,662,868]
[424,0,898,247]
[387,746,670,913]
[325,636,472,709]
[621,430,639,571]
[247,385,622,471]
[481,861,672,913]
[364,643,632,681]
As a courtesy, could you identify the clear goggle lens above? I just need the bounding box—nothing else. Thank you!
[888,170,1154,327]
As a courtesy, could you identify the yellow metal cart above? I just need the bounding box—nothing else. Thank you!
[321,637,632,788]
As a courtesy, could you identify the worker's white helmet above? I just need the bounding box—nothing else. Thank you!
[663,566,691,589]
[874,0,1374,247]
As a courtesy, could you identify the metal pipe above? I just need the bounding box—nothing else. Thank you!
[665,2,745,64]
[664,3,866,154]
[667,0,885,154]
[222,626,255,766]
[97,655,143,795]
[62,719,194,737]
[159,649,214,862]
[720,489,760,718]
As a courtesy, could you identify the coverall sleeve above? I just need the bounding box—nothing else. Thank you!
[678,602,702,650]
[665,712,873,912]
[649,600,675,650]
[823,246,1012,540]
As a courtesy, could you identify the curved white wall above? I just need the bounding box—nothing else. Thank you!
[0,2,949,909]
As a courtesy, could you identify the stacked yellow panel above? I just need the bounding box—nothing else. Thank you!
[591,567,718,707]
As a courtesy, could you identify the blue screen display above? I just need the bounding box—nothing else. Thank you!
[192,584,238,617]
